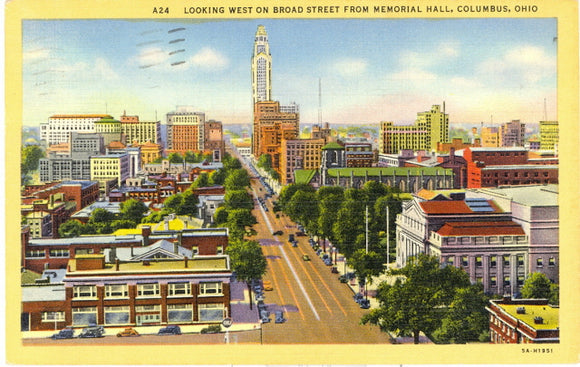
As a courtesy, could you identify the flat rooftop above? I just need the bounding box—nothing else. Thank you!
[498,303,559,330]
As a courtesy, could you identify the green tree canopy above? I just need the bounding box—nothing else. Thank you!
[224,169,250,191]
[120,199,148,224]
[226,238,267,310]
[226,208,257,241]
[21,145,45,173]
[191,172,210,189]
[167,152,183,163]
[431,283,490,344]
[58,220,85,238]
[257,154,273,170]
[521,272,558,303]
[347,249,386,291]
[224,190,254,210]
[177,190,199,217]
[362,254,471,344]
[89,208,116,224]
[208,169,226,186]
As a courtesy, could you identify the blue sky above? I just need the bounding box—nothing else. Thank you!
[22,18,557,127]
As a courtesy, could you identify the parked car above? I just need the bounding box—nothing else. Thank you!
[274,311,286,324]
[331,266,339,274]
[338,275,349,283]
[292,241,298,247]
[260,310,271,323]
[51,328,75,340]
[302,254,310,261]
[262,280,273,291]
[288,234,295,243]
[158,325,182,335]
[117,328,140,337]
[273,230,283,236]
[78,325,104,338]
[324,258,333,266]
[359,299,371,309]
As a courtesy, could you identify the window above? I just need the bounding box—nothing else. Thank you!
[490,256,497,268]
[503,255,510,266]
[198,303,225,322]
[536,258,543,267]
[504,276,511,286]
[25,250,45,258]
[73,285,97,299]
[217,245,223,255]
[517,276,525,286]
[137,283,160,297]
[167,304,193,322]
[42,311,65,322]
[447,257,454,266]
[192,246,199,255]
[199,282,223,296]
[476,256,483,267]
[104,306,130,325]
[49,249,70,258]
[490,276,497,287]
[168,283,191,297]
[517,255,524,266]
[549,257,556,266]
[105,284,128,298]
[461,256,469,267]
[72,307,97,326]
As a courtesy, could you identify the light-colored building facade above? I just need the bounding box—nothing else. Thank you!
[539,120,558,152]
[379,104,449,154]
[480,127,500,147]
[251,25,272,105]
[90,154,131,188]
[40,114,112,146]
[120,113,162,145]
[94,118,124,146]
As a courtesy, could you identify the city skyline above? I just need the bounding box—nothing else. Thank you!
[23,18,556,127]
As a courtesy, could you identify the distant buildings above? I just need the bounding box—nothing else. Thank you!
[120,112,162,145]
[499,120,526,147]
[252,101,300,170]
[379,104,449,154]
[166,107,206,154]
[480,127,500,147]
[462,147,558,188]
[90,153,131,189]
[40,114,112,146]
[279,138,325,185]
[539,120,558,152]
[486,297,559,343]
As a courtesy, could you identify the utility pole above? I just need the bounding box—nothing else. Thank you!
[365,205,369,254]
[386,205,390,266]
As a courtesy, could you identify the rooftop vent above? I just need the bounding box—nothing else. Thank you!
[516,307,526,314]
[534,316,544,324]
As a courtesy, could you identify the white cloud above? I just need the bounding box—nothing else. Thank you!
[94,58,119,80]
[135,47,169,68]
[190,47,229,70]
[332,58,368,77]
[23,48,51,63]
[476,45,555,86]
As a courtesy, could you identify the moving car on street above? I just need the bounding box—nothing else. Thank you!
[117,328,140,337]
[158,325,182,335]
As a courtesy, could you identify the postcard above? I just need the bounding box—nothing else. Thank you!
[6,0,579,365]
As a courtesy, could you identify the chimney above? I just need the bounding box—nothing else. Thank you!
[173,240,179,254]
[115,258,120,271]
[141,226,151,247]
[184,256,189,268]
[131,245,134,257]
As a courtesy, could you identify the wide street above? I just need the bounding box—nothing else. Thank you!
[241,152,393,344]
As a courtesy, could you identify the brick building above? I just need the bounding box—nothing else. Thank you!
[486,297,559,343]
[22,254,232,331]
[463,147,558,188]
[21,180,100,213]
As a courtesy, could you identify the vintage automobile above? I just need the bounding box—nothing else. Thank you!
[78,325,105,338]
[273,230,283,236]
[157,325,182,336]
[260,310,271,323]
[274,311,286,324]
[262,280,273,291]
[116,328,140,337]
[302,254,310,261]
[51,328,75,340]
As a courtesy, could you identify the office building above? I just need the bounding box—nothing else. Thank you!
[120,112,162,145]
[379,104,449,154]
[40,114,112,146]
[251,25,272,105]
[500,120,526,147]
[539,120,558,152]
[166,107,206,154]
[279,138,325,185]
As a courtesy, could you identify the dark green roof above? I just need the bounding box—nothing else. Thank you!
[95,118,121,123]
[321,142,344,150]
[327,167,453,177]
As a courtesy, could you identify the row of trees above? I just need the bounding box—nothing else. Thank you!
[277,181,403,261]
[158,151,214,164]
[256,154,280,181]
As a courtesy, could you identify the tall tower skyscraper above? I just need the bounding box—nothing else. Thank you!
[251,25,272,105]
